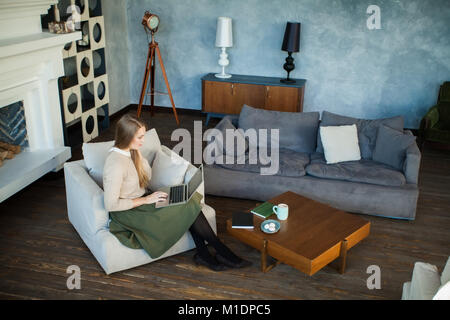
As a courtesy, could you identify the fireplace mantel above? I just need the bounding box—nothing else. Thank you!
[0,0,81,203]
[0,0,59,40]
[0,31,81,59]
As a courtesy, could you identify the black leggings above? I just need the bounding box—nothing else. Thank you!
[189,211,241,263]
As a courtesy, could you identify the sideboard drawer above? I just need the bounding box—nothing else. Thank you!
[265,85,303,112]
[203,81,234,114]
[202,73,305,116]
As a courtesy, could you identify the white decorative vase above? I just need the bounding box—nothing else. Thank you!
[215,47,231,78]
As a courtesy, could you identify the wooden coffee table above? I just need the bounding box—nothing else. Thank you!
[227,191,370,275]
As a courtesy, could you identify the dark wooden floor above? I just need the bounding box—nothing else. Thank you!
[1,107,449,300]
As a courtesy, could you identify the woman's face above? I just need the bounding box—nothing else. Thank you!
[129,126,146,150]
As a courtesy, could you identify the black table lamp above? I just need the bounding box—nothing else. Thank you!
[280,22,301,84]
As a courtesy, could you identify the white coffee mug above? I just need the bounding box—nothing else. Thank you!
[273,203,289,220]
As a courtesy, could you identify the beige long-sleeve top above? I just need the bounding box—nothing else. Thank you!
[103,147,152,212]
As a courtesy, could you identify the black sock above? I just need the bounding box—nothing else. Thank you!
[189,211,243,264]
[189,219,220,266]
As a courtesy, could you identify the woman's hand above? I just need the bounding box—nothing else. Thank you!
[144,191,168,204]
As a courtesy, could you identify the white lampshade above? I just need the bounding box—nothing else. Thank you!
[215,17,233,47]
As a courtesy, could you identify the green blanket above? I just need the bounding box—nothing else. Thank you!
[109,192,203,258]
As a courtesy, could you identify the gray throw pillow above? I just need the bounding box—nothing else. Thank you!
[316,111,404,159]
[238,104,320,153]
[214,117,248,156]
[372,124,416,171]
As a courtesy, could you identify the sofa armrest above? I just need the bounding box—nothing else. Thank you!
[64,160,109,236]
[403,131,421,185]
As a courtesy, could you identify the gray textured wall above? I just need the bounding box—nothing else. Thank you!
[103,0,131,115]
[120,0,450,128]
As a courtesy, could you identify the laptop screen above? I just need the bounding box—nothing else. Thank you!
[187,165,203,199]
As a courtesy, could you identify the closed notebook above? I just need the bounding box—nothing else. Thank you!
[232,212,254,229]
[251,201,274,219]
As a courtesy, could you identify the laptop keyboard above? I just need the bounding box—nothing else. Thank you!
[169,185,184,203]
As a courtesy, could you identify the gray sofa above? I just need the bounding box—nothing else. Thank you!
[204,105,421,220]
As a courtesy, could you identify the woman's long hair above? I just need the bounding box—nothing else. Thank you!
[114,114,149,188]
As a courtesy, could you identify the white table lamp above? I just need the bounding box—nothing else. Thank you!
[215,17,233,78]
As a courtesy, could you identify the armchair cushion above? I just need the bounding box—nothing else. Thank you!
[82,128,161,188]
[82,140,114,188]
[148,145,190,191]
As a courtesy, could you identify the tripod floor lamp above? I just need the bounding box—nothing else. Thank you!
[137,11,179,125]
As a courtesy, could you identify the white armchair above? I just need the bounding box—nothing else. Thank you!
[63,129,216,275]
[402,257,450,300]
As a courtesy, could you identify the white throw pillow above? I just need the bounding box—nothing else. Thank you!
[148,146,190,191]
[320,124,361,164]
[82,128,161,188]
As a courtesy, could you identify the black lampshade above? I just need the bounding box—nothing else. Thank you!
[281,22,301,53]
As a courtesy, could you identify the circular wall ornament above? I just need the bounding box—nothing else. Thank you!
[80,57,90,77]
[67,93,78,114]
[85,115,95,134]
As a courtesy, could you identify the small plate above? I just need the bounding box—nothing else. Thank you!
[260,219,280,234]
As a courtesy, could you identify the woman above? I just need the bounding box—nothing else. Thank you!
[103,114,250,271]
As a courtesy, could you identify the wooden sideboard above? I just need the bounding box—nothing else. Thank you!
[201,73,306,124]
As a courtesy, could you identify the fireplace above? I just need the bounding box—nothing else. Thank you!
[0,0,81,202]
[0,101,28,166]
[0,101,29,148]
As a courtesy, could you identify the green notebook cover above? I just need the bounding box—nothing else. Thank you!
[251,202,274,219]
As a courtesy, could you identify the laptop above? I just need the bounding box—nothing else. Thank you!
[155,164,203,208]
